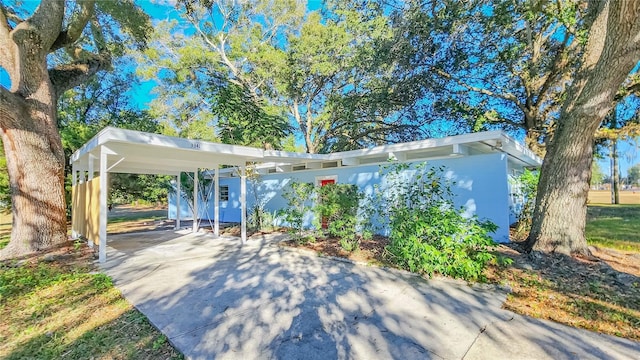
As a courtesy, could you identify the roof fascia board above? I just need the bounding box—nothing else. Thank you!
[498,133,542,166]
[324,130,504,161]
[71,127,265,163]
[70,126,112,163]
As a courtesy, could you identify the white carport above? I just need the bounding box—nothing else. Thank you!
[69,127,282,263]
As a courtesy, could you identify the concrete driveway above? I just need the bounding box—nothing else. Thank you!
[101,231,640,360]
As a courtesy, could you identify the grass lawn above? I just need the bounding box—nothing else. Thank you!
[588,190,640,205]
[486,204,640,340]
[586,205,640,252]
[0,208,182,359]
[107,204,169,234]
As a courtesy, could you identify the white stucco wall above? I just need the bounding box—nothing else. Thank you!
[169,153,512,242]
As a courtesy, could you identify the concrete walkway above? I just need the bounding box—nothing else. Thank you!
[101,231,640,360]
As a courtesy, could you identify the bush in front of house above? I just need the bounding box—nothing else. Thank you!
[279,181,316,243]
[314,183,362,251]
[379,162,499,281]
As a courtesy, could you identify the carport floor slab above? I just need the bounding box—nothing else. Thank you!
[101,233,640,360]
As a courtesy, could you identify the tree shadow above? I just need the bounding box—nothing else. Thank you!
[101,233,528,359]
[496,245,640,342]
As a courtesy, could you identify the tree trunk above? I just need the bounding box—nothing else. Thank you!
[525,0,640,255]
[0,82,67,259]
[525,114,598,255]
[0,65,67,259]
[0,1,69,259]
[609,108,620,204]
[0,127,67,258]
[611,138,620,204]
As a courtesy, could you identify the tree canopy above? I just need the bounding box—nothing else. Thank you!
[1,0,639,259]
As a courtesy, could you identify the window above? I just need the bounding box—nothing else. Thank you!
[219,185,229,201]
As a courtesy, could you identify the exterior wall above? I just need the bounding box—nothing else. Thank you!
[169,153,512,242]
[167,177,240,223]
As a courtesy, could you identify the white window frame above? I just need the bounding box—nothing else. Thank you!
[219,185,229,201]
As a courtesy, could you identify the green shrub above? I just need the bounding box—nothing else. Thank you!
[249,206,276,232]
[379,163,499,281]
[510,169,540,239]
[314,183,362,251]
[279,181,316,243]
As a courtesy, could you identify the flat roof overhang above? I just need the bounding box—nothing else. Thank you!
[71,127,269,175]
[71,127,542,174]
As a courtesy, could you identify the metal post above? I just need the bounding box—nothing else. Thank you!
[193,169,199,233]
[99,148,108,263]
[240,164,247,243]
[87,156,95,249]
[176,173,181,230]
[214,166,220,236]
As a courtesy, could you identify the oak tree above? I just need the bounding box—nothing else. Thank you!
[525,0,640,254]
[0,0,150,258]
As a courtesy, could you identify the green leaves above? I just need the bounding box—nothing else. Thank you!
[279,181,316,242]
[379,162,499,281]
[314,183,363,251]
[214,83,290,147]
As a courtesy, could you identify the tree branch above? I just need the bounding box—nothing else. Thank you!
[49,54,111,97]
[435,68,528,113]
[0,4,11,34]
[615,76,640,100]
[50,0,95,52]
[22,0,65,51]
[1,4,24,28]
[0,5,13,73]
[533,32,571,108]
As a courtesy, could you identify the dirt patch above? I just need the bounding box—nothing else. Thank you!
[486,243,639,340]
[284,236,390,265]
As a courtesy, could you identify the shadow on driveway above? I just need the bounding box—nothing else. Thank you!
[101,232,640,359]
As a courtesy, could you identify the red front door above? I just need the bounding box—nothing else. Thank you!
[320,179,335,187]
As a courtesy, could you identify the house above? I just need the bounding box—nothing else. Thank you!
[70,127,540,262]
[168,130,542,244]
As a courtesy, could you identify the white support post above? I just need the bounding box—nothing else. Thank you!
[193,169,199,233]
[78,165,90,248]
[240,164,247,244]
[214,165,220,237]
[71,163,78,239]
[99,147,108,263]
[176,173,181,230]
[87,156,94,249]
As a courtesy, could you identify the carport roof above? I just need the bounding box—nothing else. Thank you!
[70,127,326,175]
[70,127,542,176]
